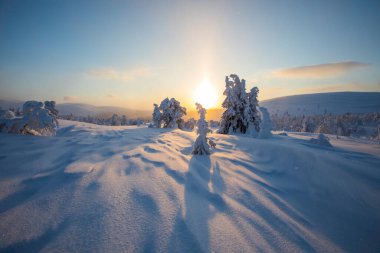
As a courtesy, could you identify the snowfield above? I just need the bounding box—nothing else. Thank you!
[1,120,380,253]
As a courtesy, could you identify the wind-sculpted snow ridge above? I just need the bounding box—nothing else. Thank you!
[0,120,380,252]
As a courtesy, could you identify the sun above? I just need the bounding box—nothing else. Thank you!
[193,79,218,109]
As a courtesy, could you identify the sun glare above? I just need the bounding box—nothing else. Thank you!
[193,79,218,109]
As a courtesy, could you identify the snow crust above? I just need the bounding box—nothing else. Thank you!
[0,120,380,252]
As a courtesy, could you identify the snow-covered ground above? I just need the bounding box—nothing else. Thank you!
[1,120,380,252]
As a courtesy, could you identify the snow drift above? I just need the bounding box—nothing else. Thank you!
[0,120,379,252]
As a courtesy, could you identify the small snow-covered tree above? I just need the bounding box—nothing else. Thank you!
[0,110,15,119]
[121,115,128,125]
[184,118,196,130]
[258,107,272,139]
[159,98,186,128]
[152,103,162,128]
[209,120,219,128]
[193,103,216,155]
[111,114,121,126]
[302,116,315,132]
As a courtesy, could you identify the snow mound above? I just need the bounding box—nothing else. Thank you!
[0,120,380,252]
[309,133,333,147]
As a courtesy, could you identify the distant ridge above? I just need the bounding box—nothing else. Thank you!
[0,100,151,119]
[261,92,380,116]
[188,92,380,120]
[1,92,380,120]
[57,103,151,119]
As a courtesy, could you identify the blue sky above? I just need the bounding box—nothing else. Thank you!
[0,0,379,109]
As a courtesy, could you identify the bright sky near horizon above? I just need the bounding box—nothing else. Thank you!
[0,0,379,110]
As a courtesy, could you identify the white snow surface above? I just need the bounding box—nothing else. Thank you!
[1,120,380,252]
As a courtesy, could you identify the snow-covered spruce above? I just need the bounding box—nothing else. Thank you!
[0,100,58,136]
[21,101,59,136]
[184,117,196,130]
[192,103,216,155]
[258,107,273,139]
[111,114,121,126]
[44,101,58,117]
[0,109,15,120]
[245,87,261,137]
[309,133,333,147]
[44,100,59,127]
[158,97,187,128]
[218,74,260,135]
[152,103,162,128]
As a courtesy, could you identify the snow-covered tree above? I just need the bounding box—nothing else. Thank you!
[44,101,58,117]
[1,101,59,136]
[184,118,196,130]
[152,103,162,128]
[121,115,128,125]
[302,116,315,132]
[159,98,187,128]
[0,110,15,119]
[209,120,219,128]
[244,86,261,136]
[193,103,216,155]
[219,76,237,134]
[316,115,336,135]
[44,101,59,127]
[20,101,59,136]
[219,74,261,135]
[15,108,22,117]
[258,107,272,139]
[111,114,121,126]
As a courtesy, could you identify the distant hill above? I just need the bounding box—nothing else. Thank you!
[189,92,380,120]
[2,92,380,120]
[0,100,151,119]
[57,103,151,119]
[261,92,380,116]
[0,99,24,110]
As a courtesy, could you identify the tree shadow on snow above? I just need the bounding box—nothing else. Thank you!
[183,155,227,252]
[0,220,70,253]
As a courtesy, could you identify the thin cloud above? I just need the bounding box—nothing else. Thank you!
[86,67,151,82]
[273,61,369,79]
[63,96,78,102]
[296,83,372,94]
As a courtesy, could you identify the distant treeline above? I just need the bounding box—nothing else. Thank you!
[271,112,380,140]
[59,114,145,126]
